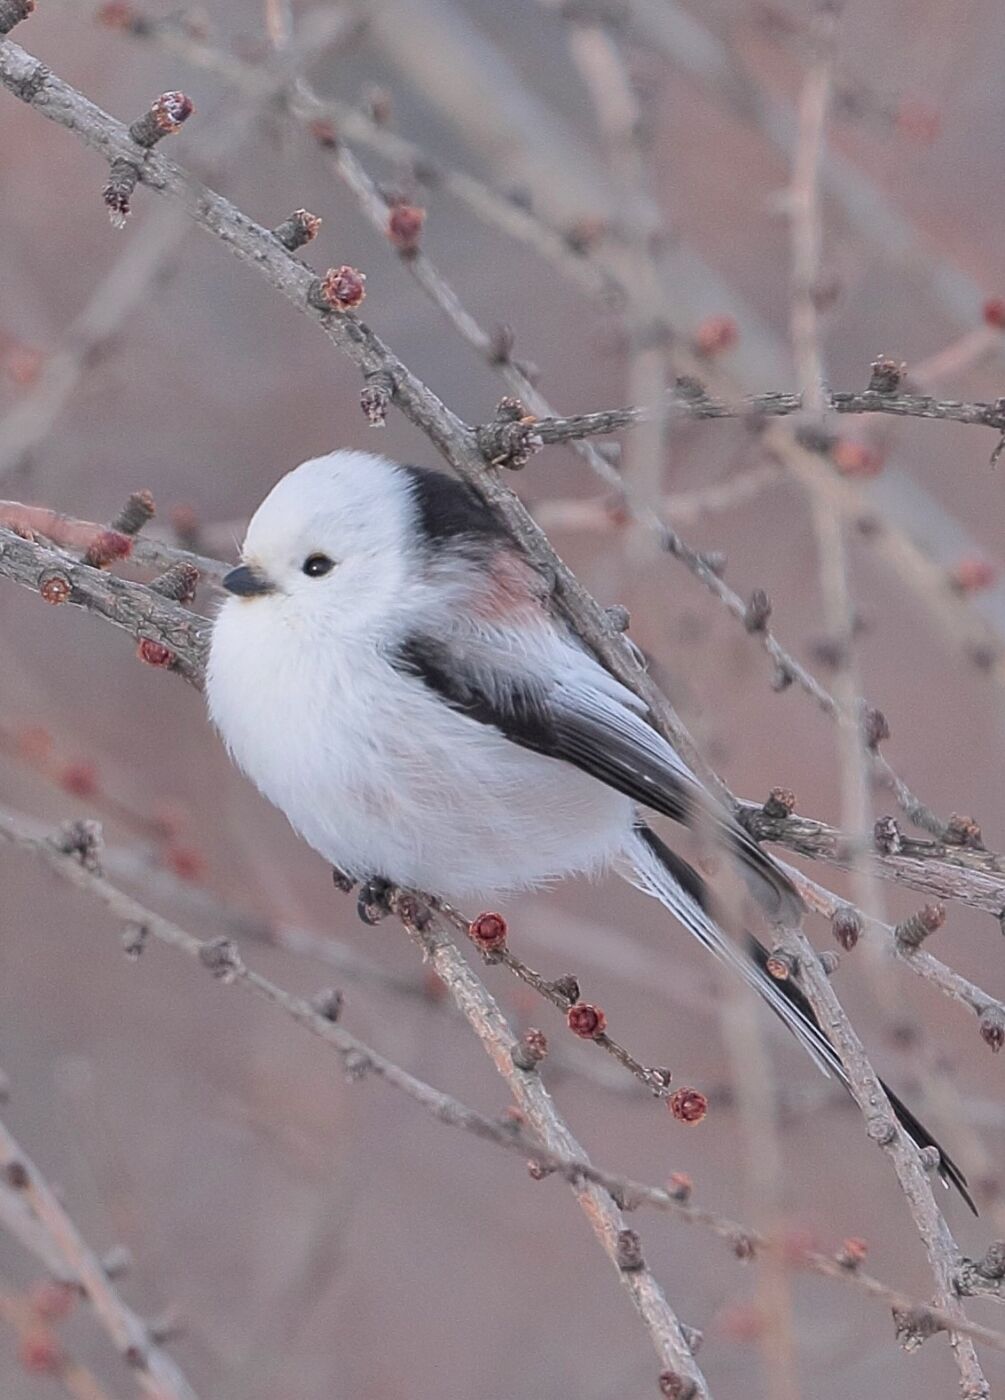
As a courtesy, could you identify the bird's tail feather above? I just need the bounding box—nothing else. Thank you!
[625,825,975,1213]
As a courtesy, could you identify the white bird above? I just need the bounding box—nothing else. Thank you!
[207,449,971,1208]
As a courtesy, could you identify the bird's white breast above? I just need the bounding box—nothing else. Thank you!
[206,597,632,899]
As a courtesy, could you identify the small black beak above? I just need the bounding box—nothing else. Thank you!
[222,564,274,597]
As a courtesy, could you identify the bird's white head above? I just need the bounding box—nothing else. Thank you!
[219,450,417,640]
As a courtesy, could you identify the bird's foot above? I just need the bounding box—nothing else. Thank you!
[357,876,394,925]
[331,865,356,894]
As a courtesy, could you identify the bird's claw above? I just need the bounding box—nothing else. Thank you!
[357,876,394,925]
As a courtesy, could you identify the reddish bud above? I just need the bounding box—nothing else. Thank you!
[149,92,193,134]
[983,298,1005,330]
[566,1002,606,1038]
[28,1280,77,1322]
[39,572,72,605]
[387,202,426,254]
[170,503,200,547]
[692,314,738,357]
[837,1236,868,1270]
[58,761,100,799]
[309,117,338,147]
[162,844,206,883]
[467,911,507,952]
[831,906,862,951]
[666,1171,692,1203]
[84,529,132,567]
[669,1087,708,1125]
[765,950,795,980]
[945,812,984,848]
[18,1329,64,1376]
[315,265,366,312]
[832,438,884,477]
[949,557,997,594]
[137,638,174,668]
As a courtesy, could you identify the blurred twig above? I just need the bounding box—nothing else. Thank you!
[0,1118,198,1400]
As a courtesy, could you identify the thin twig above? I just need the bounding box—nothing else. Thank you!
[0,1118,199,1400]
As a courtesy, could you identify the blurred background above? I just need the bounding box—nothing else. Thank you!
[2,0,1005,1395]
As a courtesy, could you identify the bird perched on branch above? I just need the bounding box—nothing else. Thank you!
[207,449,972,1210]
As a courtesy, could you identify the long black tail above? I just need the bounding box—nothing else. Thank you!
[627,825,975,1214]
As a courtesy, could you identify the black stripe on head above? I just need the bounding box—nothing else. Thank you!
[399,464,507,549]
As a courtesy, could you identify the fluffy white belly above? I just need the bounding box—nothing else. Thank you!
[207,610,632,899]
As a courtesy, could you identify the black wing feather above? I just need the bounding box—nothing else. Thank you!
[394,633,793,915]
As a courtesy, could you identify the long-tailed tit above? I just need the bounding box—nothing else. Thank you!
[207,450,972,1209]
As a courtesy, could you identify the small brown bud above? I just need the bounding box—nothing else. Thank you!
[669,1087,708,1125]
[860,704,891,750]
[312,265,366,312]
[129,92,194,147]
[837,1236,868,1270]
[467,911,507,953]
[272,209,322,251]
[111,489,155,535]
[494,395,525,422]
[765,948,796,980]
[874,815,903,855]
[387,202,426,255]
[360,371,394,427]
[983,298,1005,330]
[666,1171,692,1203]
[54,818,103,871]
[980,1007,1005,1054]
[527,1159,553,1181]
[137,638,174,668]
[894,903,945,951]
[331,867,355,894]
[170,503,200,548]
[730,1230,756,1260]
[831,906,862,951]
[743,588,772,632]
[551,974,580,1005]
[867,355,905,394]
[487,324,515,365]
[121,922,148,959]
[311,988,344,1022]
[658,1371,698,1399]
[198,937,242,982]
[564,215,606,254]
[4,1160,29,1188]
[893,1304,943,1351]
[39,571,72,605]
[944,812,984,848]
[567,1002,606,1038]
[762,787,796,819]
[511,1028,548,1071]
[977,1242,1005,1279]
[150,561,199,604]
[615,1228,645,1271]
[867,1115,896,1145]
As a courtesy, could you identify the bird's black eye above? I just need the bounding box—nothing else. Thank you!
[302,553,335,578]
